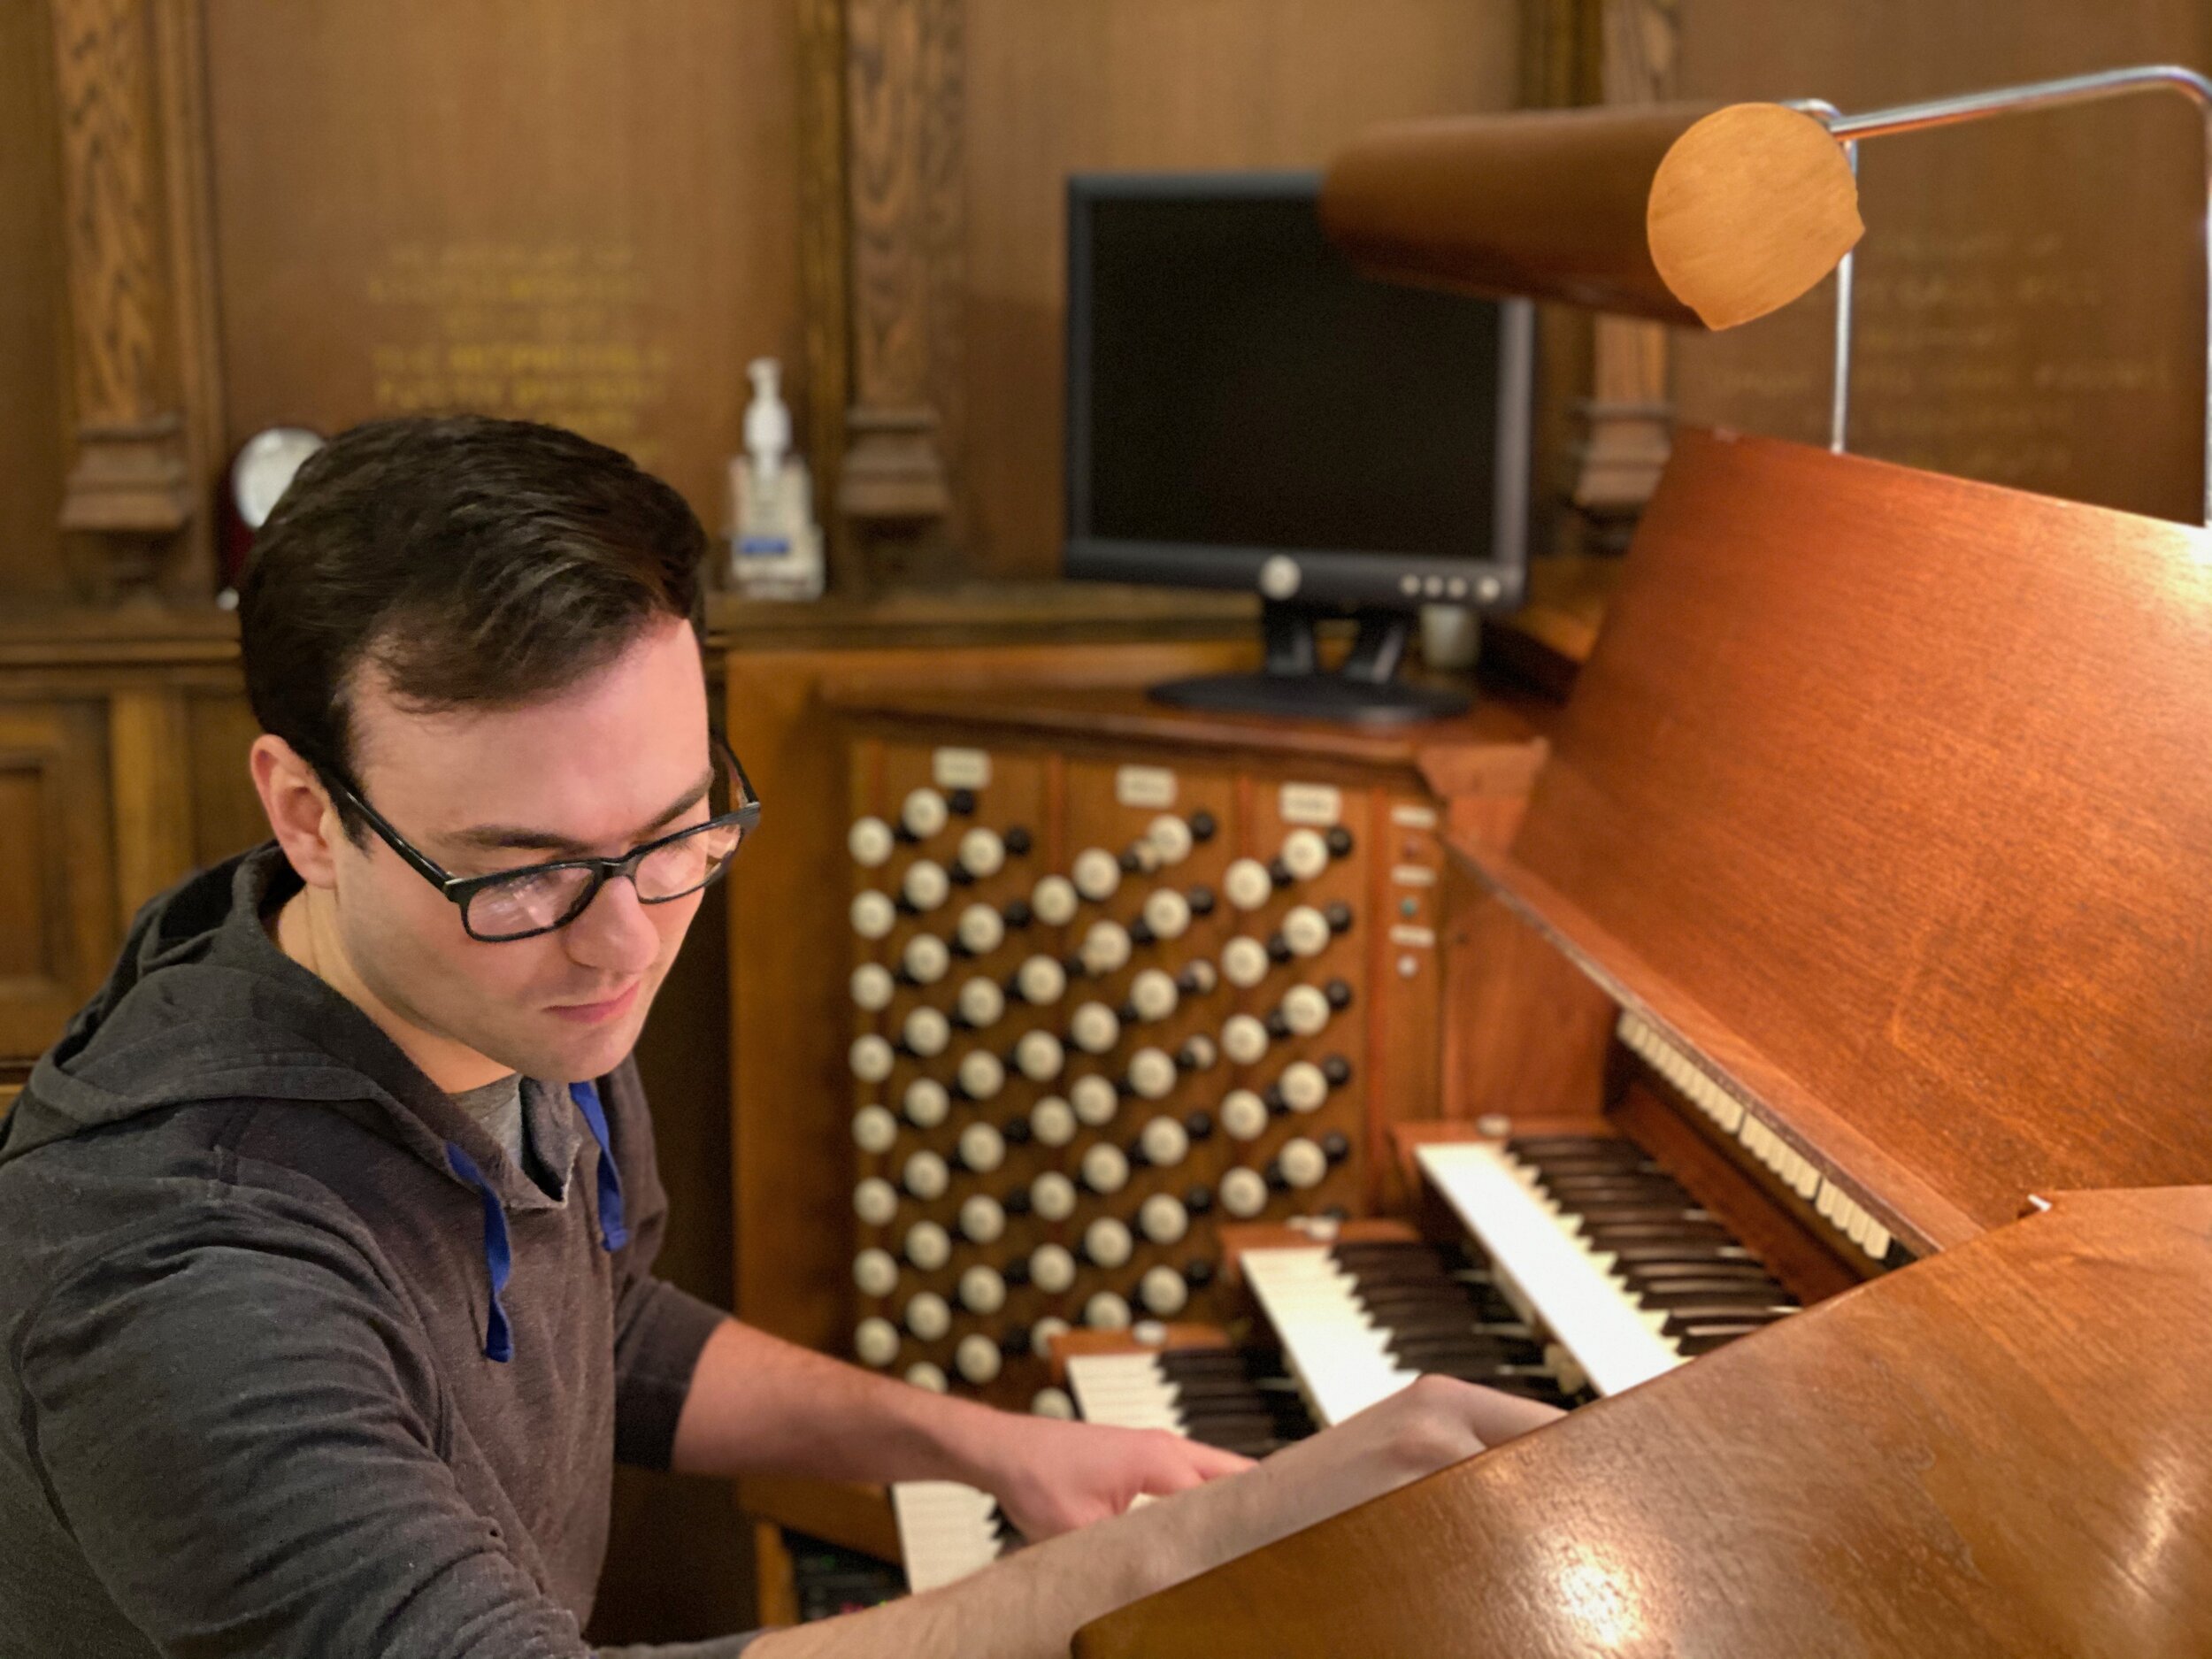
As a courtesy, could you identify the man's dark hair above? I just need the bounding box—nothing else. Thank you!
[240,415,707,833]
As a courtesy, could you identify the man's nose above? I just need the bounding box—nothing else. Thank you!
[564,873,660,975]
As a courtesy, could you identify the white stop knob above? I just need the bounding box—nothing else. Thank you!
[849,1034,894,1082]
[1032,1171,1078,1222]
[1014,1029,1065,1082]
[856,1316,899,1367]
[1128,968,1179,1022]
[1279,1136,1328,1190]
[902,1006,950,1057]
[1069,1002,1122,1055]
[1070,1074,1119,1127]
[1139,1193,1190,1244]
[1140,1115,1191,1168]
[905,1219,952,1270]
[1224,858,1272,912]
[956,1048,1006,1101]
[1079,922,1132,977]
[1016,953,1067,1005]
[1126,1047,1177,1101]
[1220,1088,1268,1141]
[1084,1216,1134,1269]
[903,1077,949,1128]
[854,1177,898,1225]
[1279,828,1329,882]
[1281,905,1330,959]
[902,933,950,985]
[902,1149,949,1202]
[1219,1166,1269,1218]
[850,963,895,1011]
[1030,1094,1077,1147]
[853,1248,898,1297]
[1222,1014,1269,1066]
[1147,814,1194,867]
[850,891,896,941]
[1221,937,1271,988]
[957,1121,1006,1174]
[1279,1059,1328,1113]
[1139,1264,1189,1317]
[849,817,894,868]
[901,787,949,840]
[1031,875,1079,927]
[1030,1316,1071,1356]
[955,1333,1003,1384]
[958,1265,1007,1316]
[1081,1142,1131,1194]
[1030,1243,1077,1294]
[902,860,950,912]
[851,1103,898,1154]
[956,902,1006,956]
[957,976,1005,1029]
[1072,848,1122,902]
[905,1290,951,1340]
[959,1194,1007,1244]
[1032,1386,1076,1419]
[957,826,1006,879]
[1279,984,1330,1037]
[1084,1291,1132,1330]
[905,1361,949,1393]
[1141,888,1192,941]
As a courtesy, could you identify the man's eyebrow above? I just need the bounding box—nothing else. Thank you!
[449,765,717,856]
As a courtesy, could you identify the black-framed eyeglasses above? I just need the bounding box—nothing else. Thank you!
[319,737,763,942]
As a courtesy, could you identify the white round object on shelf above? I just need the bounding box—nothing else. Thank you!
[1279,1136,1328,1190]
[958,1265,1008,1316]
[903,1077,950,1128]
[853,1248,899,1297]
[1220,1088,1268,1141]
[1147,814,1194,867]
[849,1034,895,1083]
[1127,968,1179,1022]
[955,1333,1003,1384]
[1030,1243,1078,1294]
[957,975,1006,1029]
[957,1121,1006,1174]
[1278,1059,1329,1113]
[853,1177,898,1226]
[1280,905,1331,960]
[957,826,1006,879]
[904,1290,951,1341]
[956,902,1006,956]
[1083,1216,1134,1270]
[1030,1094,1077,1147]
[850,963,895,1011]
[850,891,896,941]
[1079,921,1132,978]
[1221,1014,1269,1066]
[1031,875,1079,927]
[1031,1171,1079,1222]
[1080,1142,1131,1194]
[1218,1166,1270,1218]
[1014,1029,1065,1083]
[903,1005,951,1057]
[1125,1047,1177,1101]
[902,860,950,913]
[1084,1291,1132,1330]
[1221,936,1271,989]
[1279,827,1329,882]
[901,787,949,840]
[1139,1192,1190,1245]
[1224,857,1273,912]
[1141,888,1193,941]
[1139,1264,1189,1317]
[905,1361,949,1393]
[904,1219,952,1271]
[1070,1074,1119,1127]
[902,1149,950,1202]
[855,1316,900,1367]
[958,1193,1007,1244]
[1279,984,1331,1037]
[1016,953,1068,1005]
[902,932,950,985]
[1030,1316,1072,1357]
[851,1103,899,1154]
[956,1048,1006,1102]
[1140,1115,1191,1168]
[1068,1001,1123,1055]
[849,817,895,868]
[1032,1386,1077,1419]
[1072,848,1122,902]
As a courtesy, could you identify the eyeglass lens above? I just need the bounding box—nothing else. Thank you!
[462,818,745,940]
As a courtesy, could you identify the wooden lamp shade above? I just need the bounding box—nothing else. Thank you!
[1320,102,1863,331]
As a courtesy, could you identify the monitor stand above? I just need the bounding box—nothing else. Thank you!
[1149,602,1471,726]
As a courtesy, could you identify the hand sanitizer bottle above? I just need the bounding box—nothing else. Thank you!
[728,358,826,600]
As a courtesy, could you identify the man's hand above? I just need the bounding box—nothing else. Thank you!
[957,1412,1254,1540]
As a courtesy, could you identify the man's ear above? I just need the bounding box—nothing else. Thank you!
[250,734,345,889]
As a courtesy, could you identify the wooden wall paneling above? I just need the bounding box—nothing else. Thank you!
[0,0,72,603]
[106,687,195,929]
[183,687,267,868]
[795,0,856,587]
[0,699,116,1064]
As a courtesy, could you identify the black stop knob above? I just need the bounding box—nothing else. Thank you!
[1322,1053,1353,1087]
[1002,898,1033,929]
[1187,884,1216,917]
[1004,1187,1033,1217]
[1184,1109,1215,1141]
[1322,1132,1351,1163]
[1184,1257,1216,1288]
[1003,826,1033,856]
[949,788,978,817]
[1188,810,1217,843]
[1325,979,1354,1010]
[1002,1117,1033,1146]
[1184,1185,1215,1216]
[1325,826,1355,857]
[1324,901,1354,933]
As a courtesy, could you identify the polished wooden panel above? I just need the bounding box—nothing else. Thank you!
[0,0,71,603]
[1496,428,2212,1242]
[1079,1186,2212,1658]
[0,700,117,1064]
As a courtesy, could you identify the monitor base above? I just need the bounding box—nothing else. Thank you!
[1148,603,1472,726]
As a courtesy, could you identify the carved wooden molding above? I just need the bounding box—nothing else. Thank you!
[795,0,856,585]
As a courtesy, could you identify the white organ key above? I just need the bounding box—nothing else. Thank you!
[1065,1351,1186,1432]
[1070,1074,1119,1127]
[901,787,949,840]
[955,1333,1003,1384]
[902,1149,950,1202]
[905,1290,951,1341]
[1142,888,1192,941]
[1125,1046,1177,1101]
[1080,921,1133,977]
[1031,1171,1079,1222]
[1224,857,1272,912]
[905,1219,952,1271]
[1278,1059,1328,1113]
[1030,1243,1078,1294]
[958,1264,1007,1315]
[1139,1265,1189,1317]
[902,860,951,913]
[1015,953,1068,1005]
[903,1077,950,1128]
[1239,1247,1417,1427]
[1029,1094,1077,1147]
[851,1103,898,1154]
[1147,813,1194,866]
[1279,905,1330,959]
[956,902,1006,956]
[1415,1141,1686,1398]
[854,1177,898,1226]
[1139,1192,1191,1245]
[903,1006,951,1057]
[958,1194,1007,1244]
[850,891,895,941]
[891,1480,1006,1594]
[849,816,895,868]
[1081,1142,1132,1195]
[1222,1014,1269,1066]
[956,1049,1006,1101]
[957,1121,1006,1174]
[1072,848,1122,902]
[1220,1089,1268,1141]
[1014,1029,1065,1082]
[1221,936,1271,988]
[902,933,949,985]
[853,1248,899,1297]
[1084,1291,1133,1330]
[1279,828,1329,882]
[1278,1136,1327,1190]
[856,1316,900,1368]
[1069,1002,1122,1055]
[957,826,1006,879]
[850,962,895,1011]
[1127,968,1179,1022]
[1218,1166,1269,1218]
[1084,1216,1134,1269]
[1031,874,1079,927]
[1031,1386,1076,1419]
[1278,984,1331,1037]
[957,975,1006,1029]
[1139,1114,1191,1168]
[850,1034,894,1083]
[905,1361,949,1393]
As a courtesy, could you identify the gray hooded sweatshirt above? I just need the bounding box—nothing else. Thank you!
[0,845,763,1656]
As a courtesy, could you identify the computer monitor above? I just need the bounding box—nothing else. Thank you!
[1064,171,1534,725]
